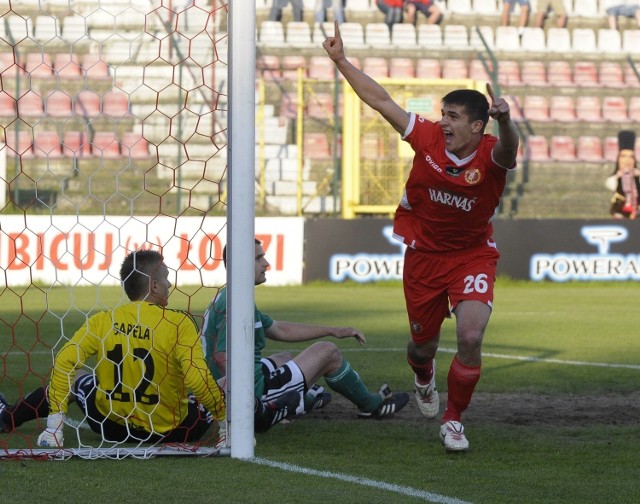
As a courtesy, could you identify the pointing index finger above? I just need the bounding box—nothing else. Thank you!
[486,82,496,103]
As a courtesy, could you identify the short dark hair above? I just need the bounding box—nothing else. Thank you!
[119,250,164,300]
[222,238,261,269]
[442,89,490,130]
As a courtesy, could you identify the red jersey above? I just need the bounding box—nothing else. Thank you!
[393,113,515,253]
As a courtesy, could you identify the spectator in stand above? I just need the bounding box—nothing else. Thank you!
[376,0,404,31]
[501,0,530,37]
[405,0,442,26]
[607,130,640,219]
[534,0,567,28]
[315,0,346,24]
[606,1,640,30]
[269,0,304,22]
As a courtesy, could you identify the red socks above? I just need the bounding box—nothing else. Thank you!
[407,356,434,384]
[442,354,481,423]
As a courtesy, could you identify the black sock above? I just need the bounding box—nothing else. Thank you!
[7,387,49,429]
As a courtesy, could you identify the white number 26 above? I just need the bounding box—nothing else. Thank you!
[463,274,488,294]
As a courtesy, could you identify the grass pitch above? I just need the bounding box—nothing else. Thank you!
[2,279,640,503]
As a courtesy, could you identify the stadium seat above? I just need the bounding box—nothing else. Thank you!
[45,90,73,117]
[91,131,121,158]
[497,60,522,86]
[597,28,622,53]
[571,28,596,53]
[447,0,472,14]
[523,95,550,122]
[599,61,624,88]
[469,25,495,50]
[469,59,492,81]
[549,95,576,122]
[602,96,630,122]
[33,16,59,44]
[365,23,391,48]
[17,90,44,117]
[63,131,91,157]
[520,27,546,52]
[573,61,599,87]
[257,54,282,79]
[339,22,367,48]
[303,132,331,159]
[81,54,111,80]
[312,22,334,43]
[494,26,520,51]
[550,135,576,162]
[442,59,468,79]
[34,130,64,158]
[577,136,603,162]
[54,53,82,78]
[361,133,384,160]
[74,90,101,117]
[307,92,334,119]
[443,25,469,49]
[546,28,571,53]
[0,51,23,78]
[61,15,87,44]
[25,52,53,78]
[259,21,286,47]
[604,136,619,162]
[308,55,335,80]
[628,96,640,121]
[417,24,443,48]
[391,23,417,48]
[102,89,130,117]
[472,0,498,15]
[281,55,307,80]
[286,21,313,48]
[0,90,16,115]
[121,132,150,159]
[575,96,602,122]
[5,15,33,42]
[389,57,415,78]
[5,130,34,158]
[520,60,547,87]
[624,63,640,88]
[526,135,549,161]
[279,93,299,119]
[547,60,573,87]
[362,57,388,78]
[622,29,640,54]
[416,58,441,79]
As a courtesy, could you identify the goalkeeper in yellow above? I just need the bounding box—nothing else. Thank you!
[0,250,226,448]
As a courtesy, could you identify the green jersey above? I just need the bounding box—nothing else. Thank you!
[201,287,273,396]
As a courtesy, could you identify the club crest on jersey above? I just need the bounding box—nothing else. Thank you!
[464,168,481,185]
[410,320,423,333]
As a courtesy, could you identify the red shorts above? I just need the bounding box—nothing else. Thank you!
[403,242,499,344]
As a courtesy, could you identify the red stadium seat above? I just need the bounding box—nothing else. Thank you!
[362,57,388,78]
[63,130,91,157]
[17,90,44,117]
[550,135,576,162]
[54,53,82,79]
[599,61,624,88]
[602,96,630,122]
[604,136,618,162]
[549,95,576,122]
[0,90,16,116]
[442,59,468,80]
[91,131,120,158]
[497,60,522,86]
[416,58,441,79]
[575,96,602,122]
[256,54,281,79]
[526,135,549,161]
[34,130,64,158]
[102,89,130,118]
[74,90,101,117]
[523,95,549,122]
[303,132,331,159]
[25,52,53,78]
[547,61,573,87]
[281,55,307,80]
[577,136,603,162]
[45,90,72,117]
[308,56,335,80]
[469,59,492,81]
[389,57,415,79]
[361,133,384,160]
[121,132,150,159]
[5,130,35,158]
[628,96,640,122]
[81,54,111,80]
[624,63,640,88]
[503,95,523,121]
[279,94,298,119]
[307,92,334,119]
[520,60,548,87]
[573,61,599,87]
[0,51,24,78]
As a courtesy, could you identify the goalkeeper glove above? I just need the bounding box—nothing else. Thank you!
[37,413,65,448]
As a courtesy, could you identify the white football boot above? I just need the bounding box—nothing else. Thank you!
[414,362,439,419]
[439,420,469,453]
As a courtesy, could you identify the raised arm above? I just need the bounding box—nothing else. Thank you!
[322,20,410,135]
[487,83,519,168]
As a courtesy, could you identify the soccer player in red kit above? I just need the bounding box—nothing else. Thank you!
[323,21,519,452]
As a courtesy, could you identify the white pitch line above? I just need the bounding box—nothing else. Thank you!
[249,457,473,504]
[8,348,640,370]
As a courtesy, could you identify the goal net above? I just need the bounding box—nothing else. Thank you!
[0,0,255,459]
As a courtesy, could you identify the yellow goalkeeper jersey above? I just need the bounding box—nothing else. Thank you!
[48,301,225,434]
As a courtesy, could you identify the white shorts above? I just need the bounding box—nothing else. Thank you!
[261,358,306,415]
